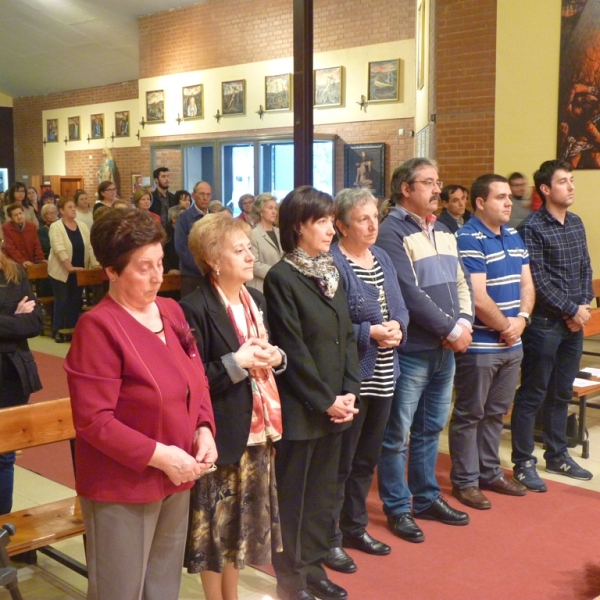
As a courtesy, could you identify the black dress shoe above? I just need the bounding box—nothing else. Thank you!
[324,547,357,573]
[413,497,470,525]
[306,579,348,600]
[342,531,391,555]
[387,512,425,543]
[276,585,316,600]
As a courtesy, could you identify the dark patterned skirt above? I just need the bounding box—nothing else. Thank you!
[185,441,282,573]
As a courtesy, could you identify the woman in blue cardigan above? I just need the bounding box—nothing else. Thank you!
[327,188,409,573]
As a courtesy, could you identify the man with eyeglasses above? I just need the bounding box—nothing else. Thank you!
[150,167,177,226]
[375,157,474,544]
[174,181,212,297]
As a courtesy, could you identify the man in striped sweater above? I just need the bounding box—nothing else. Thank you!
[376,157,474,544]
[449,174,535,511]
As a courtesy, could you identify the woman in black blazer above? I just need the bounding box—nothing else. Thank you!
[180,212,286,600]
[264,186,361,600]
[0,248,43,514]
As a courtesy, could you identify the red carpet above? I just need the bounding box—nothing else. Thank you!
[17,350,600,598]
[16,350,75,489]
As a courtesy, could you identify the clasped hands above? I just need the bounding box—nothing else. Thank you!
[151,426,218,486]
[563,305,591,332]
[234,337,283,370]
[327,393,359,424]
[370,320,403,348]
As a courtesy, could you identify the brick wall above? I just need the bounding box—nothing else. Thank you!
[139,0,414,79]
[65,147,142,200]
[434,0,497,186]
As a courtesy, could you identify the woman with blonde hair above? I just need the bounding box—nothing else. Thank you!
[181,212,285,600]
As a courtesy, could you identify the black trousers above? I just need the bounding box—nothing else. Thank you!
[331,393,393,545]
[273,432,342,591]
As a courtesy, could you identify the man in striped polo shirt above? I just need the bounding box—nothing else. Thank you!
[449,174,535,510]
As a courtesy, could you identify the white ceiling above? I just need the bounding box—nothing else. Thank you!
[0,0,204,98]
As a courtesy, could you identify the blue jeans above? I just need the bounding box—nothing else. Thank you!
[378,348,455,515]
[511,316,583,465]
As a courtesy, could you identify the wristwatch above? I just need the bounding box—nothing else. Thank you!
[517,311,531,326]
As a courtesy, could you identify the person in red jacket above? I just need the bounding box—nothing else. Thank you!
[2,204,46,267]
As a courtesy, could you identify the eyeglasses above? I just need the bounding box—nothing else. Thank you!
[412,179,443,189]
[105,187,116,192]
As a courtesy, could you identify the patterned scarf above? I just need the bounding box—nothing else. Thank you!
[283,247,339,299]
[212,279,282,444]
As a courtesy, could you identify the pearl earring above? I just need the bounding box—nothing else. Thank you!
[215,267,220,276]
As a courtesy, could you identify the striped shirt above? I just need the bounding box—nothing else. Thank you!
[456,216,529,353]
[347,258,395,397]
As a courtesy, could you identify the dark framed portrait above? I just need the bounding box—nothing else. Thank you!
[314,66,343,107]
[115,111,130,137]
[368,59,400,102]
[344,143,386,199]
[46,118,59,143]
[182,84,203,119]
[68,116,80,141]
[146,89,165,123]
[91,114,104,139]
[222,80,245,115]
[265,73,292,111]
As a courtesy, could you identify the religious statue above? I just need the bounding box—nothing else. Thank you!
[97,148,115,184]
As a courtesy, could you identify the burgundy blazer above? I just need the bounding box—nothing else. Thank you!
[2,220,45,265]
[64,295,215,503]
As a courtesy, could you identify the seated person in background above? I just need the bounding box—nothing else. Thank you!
[164,205,184,274]
[38,203,59,258]
[2,203,46,267]
[437,185,471,233]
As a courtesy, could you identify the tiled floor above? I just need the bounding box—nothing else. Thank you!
[3,336,600,599]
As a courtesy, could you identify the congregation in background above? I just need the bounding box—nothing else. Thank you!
[0,155,595,600]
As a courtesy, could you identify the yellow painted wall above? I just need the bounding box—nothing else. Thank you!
[0,92,12,107]
[495,0,600,275]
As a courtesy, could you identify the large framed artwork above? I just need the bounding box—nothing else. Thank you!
[343,143,386,199]
[91,114,104,139]
[46,119,58,142]
[222,80,245,115]
[265,74,291,111]
[146,90,165,123]
[368,59,400,102]
[183,84,203,119]
[314,66,343,107]
[557,0,600,168]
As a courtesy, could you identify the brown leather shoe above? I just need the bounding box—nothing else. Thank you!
[480,474,527,496]
[451,485,491,510]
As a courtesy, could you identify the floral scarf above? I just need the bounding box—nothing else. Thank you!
[212,279,283,444]
[283,247,339,299]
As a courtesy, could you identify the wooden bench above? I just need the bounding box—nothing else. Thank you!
[25,263,54,336]
[76,269,181,299]
[0,398,86,577]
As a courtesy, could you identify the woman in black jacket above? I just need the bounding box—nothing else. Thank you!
[180,212,285,600]
[263,186,361,600]
[0,248,43,514]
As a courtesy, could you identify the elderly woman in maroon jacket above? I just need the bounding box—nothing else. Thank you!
[64,209,217,600]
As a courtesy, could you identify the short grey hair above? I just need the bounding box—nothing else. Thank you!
[334,188,377,228]
[390,157,438,206]
[168,205,184,221]
[253,192,277,216]
[41,203,58,217]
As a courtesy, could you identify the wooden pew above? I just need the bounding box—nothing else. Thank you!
[0,398,86,577]
[75,269,181,298]
[25,263,54,336]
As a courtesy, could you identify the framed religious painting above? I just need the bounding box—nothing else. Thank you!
[344,142,386,199]
[46,118,59,142]
[265,73,292,111]
[146,89,165,123]
[367,59,400,102]
[221,80,245,115]
[182,84,203,119]
[115,111,130,137]
[314,66,343,107]
[91,114,104,139]
[68,116,80,141]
